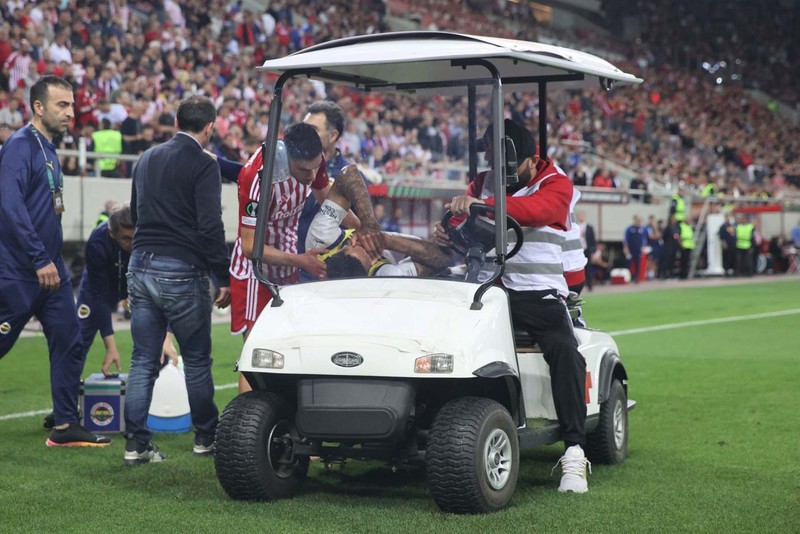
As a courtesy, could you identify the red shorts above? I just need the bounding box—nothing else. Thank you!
[230,276,272,335]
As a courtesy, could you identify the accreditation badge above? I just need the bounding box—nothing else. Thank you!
[53,191,65,214]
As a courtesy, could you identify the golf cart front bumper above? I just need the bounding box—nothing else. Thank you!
[295,378,415,442]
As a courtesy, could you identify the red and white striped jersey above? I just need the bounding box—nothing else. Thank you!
[4,52,32,91]
[229,147,328,284]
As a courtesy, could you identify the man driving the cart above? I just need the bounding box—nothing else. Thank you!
[438,118,592,493]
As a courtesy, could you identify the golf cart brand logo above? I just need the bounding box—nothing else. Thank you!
[90,402,115,426]
[77,304,91,319]
[0,322,10,335]
[331,352,363,368]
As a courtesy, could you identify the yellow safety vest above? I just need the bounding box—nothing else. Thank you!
[736,224,753,250]
[672,194,685,221]
[92,129,122,171]
[700,183,716,197]
[679,221,694,249]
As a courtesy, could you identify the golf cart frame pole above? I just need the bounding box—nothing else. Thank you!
[538,82,547,160]
[251,68,321,307]
[467,82,477,181]
[451,59,505,310]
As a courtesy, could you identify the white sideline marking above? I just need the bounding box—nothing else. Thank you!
[0,409,51,421]
[608,308,800,337]
[0,382,239,422]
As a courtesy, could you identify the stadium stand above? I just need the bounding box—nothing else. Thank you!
[1,0,797,203]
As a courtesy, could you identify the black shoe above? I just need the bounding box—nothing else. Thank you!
[43,412,55,429]
[193,433,215,456]
[124,439,166,466]
[46,423,112,447]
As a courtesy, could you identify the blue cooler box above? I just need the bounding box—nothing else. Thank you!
[80,373,127,433]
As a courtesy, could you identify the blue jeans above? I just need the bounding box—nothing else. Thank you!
[124,252,218,444]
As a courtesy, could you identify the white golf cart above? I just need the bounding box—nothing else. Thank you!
[214,31,642,514]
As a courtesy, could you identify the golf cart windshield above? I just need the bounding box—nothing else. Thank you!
[250,31,642,306]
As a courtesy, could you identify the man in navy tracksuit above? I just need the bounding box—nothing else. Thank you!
[74,205,177,375]
[75,208,133,374]
[0,75,110,447]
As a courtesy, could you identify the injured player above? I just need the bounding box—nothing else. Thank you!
[305,165,450,278]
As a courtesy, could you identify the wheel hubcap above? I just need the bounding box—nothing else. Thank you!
[613,399,625,448]
[267,419,298,478]
[484,428,512,490]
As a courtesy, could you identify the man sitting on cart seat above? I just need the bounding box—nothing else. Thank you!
[306,165,450,278]
[437,118,592,494]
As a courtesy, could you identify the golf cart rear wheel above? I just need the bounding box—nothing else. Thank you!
[426,397,519,514]
[586,379,628,464]
[214,391,309,501]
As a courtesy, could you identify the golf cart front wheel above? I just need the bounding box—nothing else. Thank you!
[586,379,628,464]
[214,391,309,501]
[426,397,519,514]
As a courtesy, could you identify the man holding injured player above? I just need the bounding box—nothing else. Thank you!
[305,165,450,278]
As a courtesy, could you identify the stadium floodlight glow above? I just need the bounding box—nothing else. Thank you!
[414,354,454,374]
[252,349,285,369]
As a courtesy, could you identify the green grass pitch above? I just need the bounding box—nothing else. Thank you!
[0,279,798,533]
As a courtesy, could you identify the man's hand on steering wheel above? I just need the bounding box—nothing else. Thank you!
[445,195,485,217]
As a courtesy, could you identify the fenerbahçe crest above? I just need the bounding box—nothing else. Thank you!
[77,304,91,319]
[0,322,10,335]
[90,402,115,426]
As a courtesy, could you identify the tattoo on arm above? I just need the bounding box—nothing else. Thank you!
[384,235,450,275]
[330,165,379,231]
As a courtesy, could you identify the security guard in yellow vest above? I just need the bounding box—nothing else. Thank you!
[678,218,695,279]
[91,118,122,177]
[670,192,686,222]
[735,215,755,277]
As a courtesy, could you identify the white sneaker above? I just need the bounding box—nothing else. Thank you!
[552,445,591,493]
[124,440,166,467]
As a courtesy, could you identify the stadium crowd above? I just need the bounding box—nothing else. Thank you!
[0,0,798,203]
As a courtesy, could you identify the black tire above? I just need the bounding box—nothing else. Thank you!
[586,379,628,464]
[214,391,309,501]
[426,397,519,514]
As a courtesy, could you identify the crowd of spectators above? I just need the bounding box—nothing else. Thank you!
[0,0,798,203]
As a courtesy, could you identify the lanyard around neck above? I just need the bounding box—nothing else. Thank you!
[29,124,60,192]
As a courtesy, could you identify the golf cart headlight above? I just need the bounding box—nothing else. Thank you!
[415,353,454,374]
[252,349,284,369]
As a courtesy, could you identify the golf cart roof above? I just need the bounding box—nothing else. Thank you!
[257,31,642,92]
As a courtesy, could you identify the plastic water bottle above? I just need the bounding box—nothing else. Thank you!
[271,140,291,183]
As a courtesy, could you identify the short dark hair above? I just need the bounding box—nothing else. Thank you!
[176,95,216,133]
[325,253,367,279]
[29,75,73,111]
[108,204,133,234]
[307,100,345,139]
[283,122,323,163]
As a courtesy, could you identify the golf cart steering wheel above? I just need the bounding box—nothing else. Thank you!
[440,203,524,261]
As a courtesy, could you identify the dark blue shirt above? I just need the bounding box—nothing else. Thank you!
[0,124,69,282]
[624,224,647,253]
[76,222,129,338]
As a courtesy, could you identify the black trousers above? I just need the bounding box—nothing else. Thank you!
[508,289,586,447]
[679,248,693,279]
[736,249,753,276]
